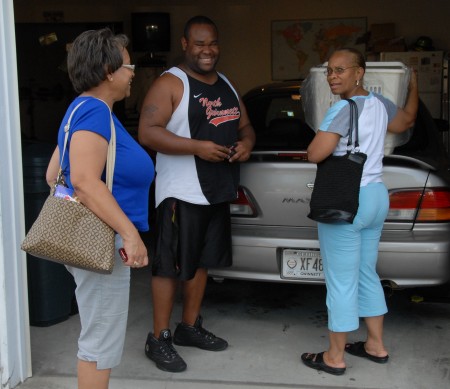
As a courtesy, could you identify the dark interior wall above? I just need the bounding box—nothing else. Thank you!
[13,0,450,142]
[13,0,450,93]
[16,22,124,142]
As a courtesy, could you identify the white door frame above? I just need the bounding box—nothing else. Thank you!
[0,0,33,387]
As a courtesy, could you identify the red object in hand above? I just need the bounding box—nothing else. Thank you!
[118,248,128,262]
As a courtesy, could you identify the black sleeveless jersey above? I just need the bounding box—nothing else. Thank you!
[155,67,241,205]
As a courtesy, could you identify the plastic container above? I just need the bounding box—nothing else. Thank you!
[303,61,412,154]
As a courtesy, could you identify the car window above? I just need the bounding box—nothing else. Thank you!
[266,96,302,125]
[245,93,316,151]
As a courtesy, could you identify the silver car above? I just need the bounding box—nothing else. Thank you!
[209,81,450,289]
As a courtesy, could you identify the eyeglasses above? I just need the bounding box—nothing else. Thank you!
[122,64,135,71]
[324,65,359,76]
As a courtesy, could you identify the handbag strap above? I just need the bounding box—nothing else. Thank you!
[58,98,116,191]
[345,99,360,150]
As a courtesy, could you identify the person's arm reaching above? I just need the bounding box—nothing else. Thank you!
[388,69,419,134]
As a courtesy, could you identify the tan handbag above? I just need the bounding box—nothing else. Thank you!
[21,100,117,274]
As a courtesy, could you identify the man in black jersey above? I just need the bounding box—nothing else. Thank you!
[138,15,255,372]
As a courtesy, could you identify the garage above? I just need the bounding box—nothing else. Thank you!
[1,1,449,387]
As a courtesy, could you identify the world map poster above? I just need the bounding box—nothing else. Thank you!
[271,18,367,80]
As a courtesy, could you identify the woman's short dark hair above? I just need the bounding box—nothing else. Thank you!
[333,47,366,71]
[183,15,218,40]
[67,28,129,93]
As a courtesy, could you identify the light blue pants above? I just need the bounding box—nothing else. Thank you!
[318,182,389,332]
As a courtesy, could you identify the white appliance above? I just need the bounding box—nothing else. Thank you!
[380,51,444,119]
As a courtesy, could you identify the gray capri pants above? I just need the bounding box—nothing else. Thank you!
[66,234,130,369]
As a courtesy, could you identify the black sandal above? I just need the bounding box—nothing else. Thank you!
[345,342,389,364]
[301,352,346,376]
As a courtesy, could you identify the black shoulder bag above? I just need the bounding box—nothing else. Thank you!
[307,99,367,224]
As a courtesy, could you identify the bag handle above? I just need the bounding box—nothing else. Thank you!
[345,99,360,150]
[58,99,116,192]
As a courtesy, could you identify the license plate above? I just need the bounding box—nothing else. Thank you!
[281,249,324,280]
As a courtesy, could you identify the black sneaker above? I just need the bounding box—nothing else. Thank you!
[144,329,187,372]
[173,315,228,351]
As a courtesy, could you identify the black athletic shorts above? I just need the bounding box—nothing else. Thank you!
[152,197,232,280]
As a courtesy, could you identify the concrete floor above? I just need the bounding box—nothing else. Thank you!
[17,266,450,389]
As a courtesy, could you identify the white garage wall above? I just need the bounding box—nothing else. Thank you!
[0,0,32,387]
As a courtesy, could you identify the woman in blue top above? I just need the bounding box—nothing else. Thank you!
[46,28,154,388]
[301,48,418,376]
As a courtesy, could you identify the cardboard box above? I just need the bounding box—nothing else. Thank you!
[371,23,396,42]
[369,24,405,53]
[373,39,406,53]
